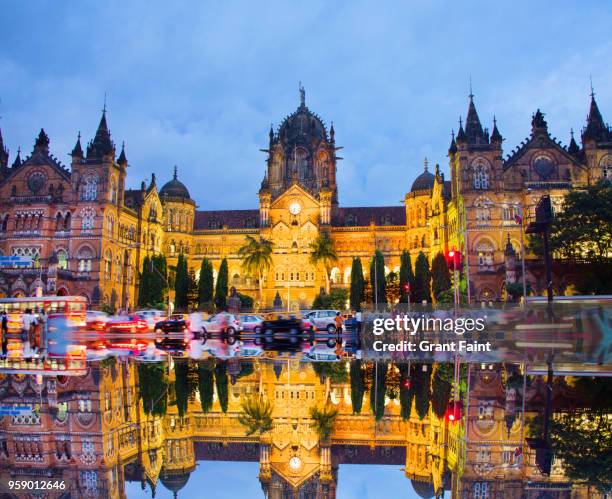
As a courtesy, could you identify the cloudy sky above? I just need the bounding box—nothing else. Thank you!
[1,1,610,210]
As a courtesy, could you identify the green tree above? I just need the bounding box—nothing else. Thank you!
[309,404,339,441]
[413,251,431,303]
[399,250,415,304]
[174,253,189,311]
[238,396,274,436]
[312,288,348,310]
[138,256,151,307]
[215,258,229,310]
[198,258,214,310]
[215,361,229,413]
[369,250,387,307]
[350,360,365,414]
[349,257,365,311]
[386,271,400,304]
[413,363,431,420]
[187,268,198,310]
[309,232,338,294]
[198,360,215,413]
[431,253,452,300]
[370,361,388,421]
[148,254,168,308]
[238,235,274,306]
[528,182,612,294]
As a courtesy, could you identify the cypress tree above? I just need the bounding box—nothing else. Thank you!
[413,363,432,420]
[173,253,189,311]
[350,359,365,414]
[149,254,168,308]
[398,250,415,304]
[138,362,168,417]
[413,251,431,303]
[215,258,229,310]
[187,268,198,309]
[431,252,452,300]
[198,258,214,309]
[349,257,365,311]
[431,363,453,418]
[369,250,387,308]
[398,363,414,420]
[138,256,151,308]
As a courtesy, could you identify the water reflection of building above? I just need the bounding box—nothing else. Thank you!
[0,359,606,498]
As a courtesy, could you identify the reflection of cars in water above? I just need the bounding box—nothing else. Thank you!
[155,335,190,353]
[154,314,190,333]
[238,314,264,333]
[201,313,242,335]
[303,345,341,362]
[136,309,166,330]
[303,310,340,332]
[86,311,109,331]
[106,315,148,333]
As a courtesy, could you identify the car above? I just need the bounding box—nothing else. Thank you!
[303,345,341,362]
[136,309,167,330]
[154,314,191,334]
[155,335,190,353]
[201,313,242,335]
[304,310,340,332]
[238,314,264,333]
[106,315,149,333]
[261,312,311,334]
[86,310,109,331]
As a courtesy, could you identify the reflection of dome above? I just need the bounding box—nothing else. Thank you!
[160,472,191,497]
[410,166,435,192]
[160,166,191,200]
[411,479,435,499]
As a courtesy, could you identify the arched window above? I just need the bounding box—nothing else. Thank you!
[63,212,71,231]
[476,241,494,271]
[57,249,68,270]
[77,247,93,273]
[56,213,63,231]
[109,178,117,204]
[473,482,488,499]
[600,154,612,181]
[473,160,490,190]
[474,197,492,221]
[0,214,7,233]
[81,173,99,201]
[81,208,95,231]
[104,250,112,280]
[107,216,114,238]
[115,255,122,283]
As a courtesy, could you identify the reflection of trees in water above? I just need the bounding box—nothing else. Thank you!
[412,363,431,420]
[215,361,229,413]
[174,362,190,417]
[238,396,273,436]
[138,363,168,416]
[431,364,453,418]
[350,360,365,414]
[310,404,339,441]
[397,363,413,420]
[370,362,388,421]
[198,359,215,413]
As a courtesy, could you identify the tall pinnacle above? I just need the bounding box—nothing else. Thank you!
[464,91,485,144]
[87,103,114,158]
[299,82,305,107]
[173,165,178,180]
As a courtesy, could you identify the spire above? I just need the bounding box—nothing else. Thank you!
[87,105,114,158]
[11,147,21,168]
[150,172,156,187]
[71,131,83,158]
[568,129,580,155]
[423,157,428,172]
[173,165,178,180]
[464,92,486,144]
[34,128,50,153]
[490,115,503,144]
[456,117,466,143]
[0,127,8,169]
[504,234,516,257]
[582,81,610,142]
[330,121,335,143]
[269,123,274,144]
[117,141,127,166]
[449,129,457,154]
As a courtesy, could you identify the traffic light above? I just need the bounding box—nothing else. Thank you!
[445,250,462,270]
[402,283,410,294]
[445,400,463,422]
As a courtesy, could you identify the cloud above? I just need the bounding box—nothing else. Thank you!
[0,0,610,210]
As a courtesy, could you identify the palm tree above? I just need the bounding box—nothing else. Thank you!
[309,232,337,293]
[238,235,273,306]
[309,404,339,442]
[238,395,274,436]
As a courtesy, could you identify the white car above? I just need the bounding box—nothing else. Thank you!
[135,309,166,330]
[201,313,242,335]
[304,310,340,332]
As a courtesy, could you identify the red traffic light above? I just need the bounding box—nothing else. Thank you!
[445,400,463,422]
[401,377,411,389]
[402,283,410,293]
[445,250,462,270]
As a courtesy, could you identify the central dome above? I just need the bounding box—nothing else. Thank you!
[160,166,191,200]
[278,86,327,144]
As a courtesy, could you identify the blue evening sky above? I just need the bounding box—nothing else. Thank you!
[0,1,610,210]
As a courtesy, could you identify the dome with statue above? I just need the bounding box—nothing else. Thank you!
[277,85,328,145]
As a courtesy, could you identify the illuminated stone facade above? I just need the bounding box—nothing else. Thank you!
[0,89,610,307]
